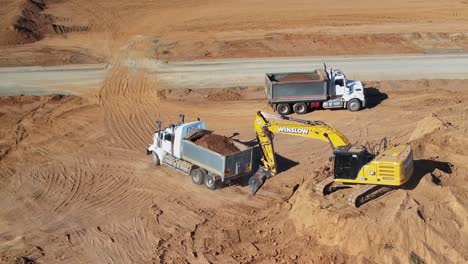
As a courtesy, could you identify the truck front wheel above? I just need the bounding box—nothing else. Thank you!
[151,151,160,165]
[293,103,308,114]
[347,99,362,112]
[204,175,217,190]
[277,103,292,115]
[191,168,205,185]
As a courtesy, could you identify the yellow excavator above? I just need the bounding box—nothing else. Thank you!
[248,111,414,207]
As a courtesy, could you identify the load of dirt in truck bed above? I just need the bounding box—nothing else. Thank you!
[275,69,326,82]
[193,134,240,155]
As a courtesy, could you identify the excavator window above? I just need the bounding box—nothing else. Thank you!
[334,151,367,180]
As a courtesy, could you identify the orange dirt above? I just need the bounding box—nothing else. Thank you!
[0,0,47,46]
[0,70,467,263]
[2,1,468,65]
[277,73,321,82]
[1,1,468,263]
[194,134,240,155]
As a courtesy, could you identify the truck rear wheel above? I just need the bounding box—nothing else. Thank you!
[151,151,160,165]
[277,103,292,115]
[293,103,308,114]
[191,168,205,185]
[204,175,217,190]
[347,99,362,112]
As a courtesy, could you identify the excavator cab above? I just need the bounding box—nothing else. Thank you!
[333,146,373,180]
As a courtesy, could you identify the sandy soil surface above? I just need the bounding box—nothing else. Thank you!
[2,0,468,66]
[0,67,467,263]
[1,1,468,263]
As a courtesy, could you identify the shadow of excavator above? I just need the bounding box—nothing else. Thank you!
[403,159,453,190]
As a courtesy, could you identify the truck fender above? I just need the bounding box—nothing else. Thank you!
[147,144,157,154]
[147,145,165,161]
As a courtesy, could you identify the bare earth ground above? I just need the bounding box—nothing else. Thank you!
[0,69,467,263]
[2,0,468,66]
[1,0,468,263]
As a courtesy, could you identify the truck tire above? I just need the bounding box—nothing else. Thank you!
[277,103,292,115]
[204,175,217,190]
[347,99,362,112]
[191,168,205,185]
[293,103,308,114]
[151,151,160,165]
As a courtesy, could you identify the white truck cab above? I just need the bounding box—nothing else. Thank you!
[148,114,206,163]
[327,69,365,111]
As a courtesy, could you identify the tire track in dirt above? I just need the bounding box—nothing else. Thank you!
[0,161,155,262]
[1,158,154,237]
[69,217,158,263]
[0,167,18,198]
[99,66,161,151]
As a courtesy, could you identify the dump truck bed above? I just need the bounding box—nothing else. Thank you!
[265,70,329,103]
[181,132,253,181]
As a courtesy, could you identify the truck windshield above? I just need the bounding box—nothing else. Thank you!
[164,133,173,141]
[335,79,344,86]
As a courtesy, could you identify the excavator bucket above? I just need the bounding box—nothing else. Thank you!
[248,168,272,194]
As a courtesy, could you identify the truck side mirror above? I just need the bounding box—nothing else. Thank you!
[179,114,185,123]
[156,120,162,132]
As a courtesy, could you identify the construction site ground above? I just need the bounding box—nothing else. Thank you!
[1,0,468,263]
[1,76,467,263]
[2,0,468,66]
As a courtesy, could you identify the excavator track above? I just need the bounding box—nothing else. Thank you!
[316,177,397,207]
[315,177,335,195]
[315,177,348,195]
[347,185,394,207]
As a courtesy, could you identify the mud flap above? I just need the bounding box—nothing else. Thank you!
[248,168,272,194]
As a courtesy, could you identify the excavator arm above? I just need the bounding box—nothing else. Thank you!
[249,111,351,193]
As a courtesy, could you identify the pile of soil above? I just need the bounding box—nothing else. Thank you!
[279,71,323,82]
[0,0,51,46]
[194,134,240,155]
[206,88,242,101]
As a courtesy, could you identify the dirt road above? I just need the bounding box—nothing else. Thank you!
[0,64,107,96]
[153,53,468,88]
[2,53,468,95]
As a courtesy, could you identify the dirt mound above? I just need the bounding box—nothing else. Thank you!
[0,0,52,46]
[409,114,445,141]
[194,134,240,155]
[206,88,242,101]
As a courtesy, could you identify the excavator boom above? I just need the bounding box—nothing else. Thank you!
[249,111,351,193]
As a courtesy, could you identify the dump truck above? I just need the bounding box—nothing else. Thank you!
[265,65,365,114]
[147,114,253,190]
